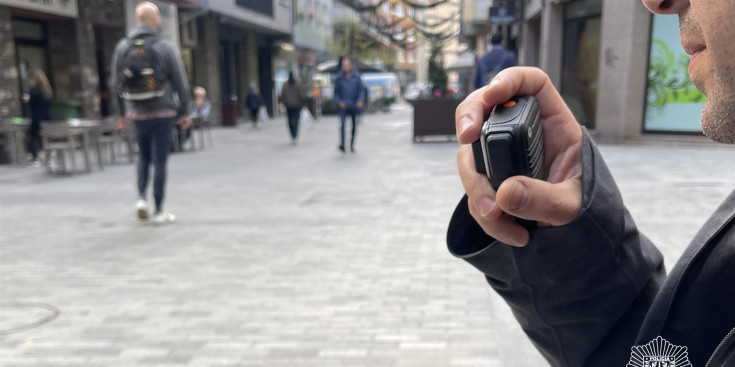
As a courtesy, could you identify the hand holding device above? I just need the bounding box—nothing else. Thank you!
[471,96,545,229]
[454,67,584,246]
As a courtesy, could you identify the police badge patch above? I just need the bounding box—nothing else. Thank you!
[627,336,692,367]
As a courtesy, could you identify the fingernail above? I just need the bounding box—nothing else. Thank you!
[506,181,528,211]
[477,197,496,218]
[459,116,473,136]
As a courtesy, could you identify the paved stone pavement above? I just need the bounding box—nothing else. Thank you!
[1,104,734,367]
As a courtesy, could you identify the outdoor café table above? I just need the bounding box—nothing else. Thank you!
[67,119,103,173]
[0,118,30,165]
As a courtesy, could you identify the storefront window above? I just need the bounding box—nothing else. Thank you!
[643,14,705,133]
[561,0,601,129]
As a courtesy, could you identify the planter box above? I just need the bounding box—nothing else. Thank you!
[411,98,461,142]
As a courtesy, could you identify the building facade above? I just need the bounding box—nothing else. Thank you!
[0,0,293,129]
[179,0,294,125]
[0,0,131,121]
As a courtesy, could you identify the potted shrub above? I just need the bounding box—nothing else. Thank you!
[411,43,461,142]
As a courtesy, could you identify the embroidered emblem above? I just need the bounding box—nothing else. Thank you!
[627,336,692,367]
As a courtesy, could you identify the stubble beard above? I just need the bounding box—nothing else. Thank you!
[701,66,735,144]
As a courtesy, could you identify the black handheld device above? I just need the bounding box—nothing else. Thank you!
[471,96,545,228]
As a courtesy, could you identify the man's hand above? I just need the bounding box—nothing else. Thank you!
[339,102,347,110]
[356,101,363,109]
[456,67,583,247]
[178,115,192,130]
[117,117,130,130]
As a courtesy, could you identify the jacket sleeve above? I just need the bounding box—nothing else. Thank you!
[334,77,343,105]
[110,39,126,117]
[446,128,666,367]
[357,78,366,103]
[161,40,191,118]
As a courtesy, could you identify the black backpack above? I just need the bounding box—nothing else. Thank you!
[117,35,167,101]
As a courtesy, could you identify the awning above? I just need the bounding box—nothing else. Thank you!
[447,51,476,72]
[317,59,383,73]
[178,0,291,37]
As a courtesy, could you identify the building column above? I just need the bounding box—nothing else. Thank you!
[539,2,563,88]
[594,0,651,142]
[0,6,21,120]
[76,1,102,118]
[193,14,221,125]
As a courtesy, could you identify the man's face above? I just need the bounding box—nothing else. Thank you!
[343,59,352,74]
[642,0,735,143]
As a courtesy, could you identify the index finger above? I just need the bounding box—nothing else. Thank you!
[455,67,572,145]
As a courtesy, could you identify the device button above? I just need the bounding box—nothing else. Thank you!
[487,133,514,190]
[503,100,516,108]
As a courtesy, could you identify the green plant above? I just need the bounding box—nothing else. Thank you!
[647,38,706,110]
[428,43,448,98]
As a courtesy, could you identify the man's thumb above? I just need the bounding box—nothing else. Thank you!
[495,176,582,226]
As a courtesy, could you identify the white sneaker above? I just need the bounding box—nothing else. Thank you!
[151,212,176,224]
[136,200,149,220]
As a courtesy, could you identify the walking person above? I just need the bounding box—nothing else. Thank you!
[334,58,365,153]
[279,71,304,145]
[245,83,263,128]
[111,1,191,224]
[473,33,518,90]
[26,70,53,166]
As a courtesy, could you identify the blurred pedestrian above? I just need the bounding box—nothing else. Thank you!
[111,1,191,224]
[26,69,53,166]
[279,71,304,145]
[473,33,517,90]
[180,86,211,147]
[334,57,365,153]
[245,83,263,128]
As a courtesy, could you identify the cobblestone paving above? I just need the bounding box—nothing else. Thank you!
[1,105,733,366]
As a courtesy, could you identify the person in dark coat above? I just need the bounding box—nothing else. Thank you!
[279,71,304,145]
[333,58,365,153]
[245,83,263,127]
[448,0,735,366]
[26,69,53,165]
[473,33,517,90]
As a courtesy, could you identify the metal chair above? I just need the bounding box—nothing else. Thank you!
[41,121,85,174]
[97,118,119,164]
[118,123,137,163]
[197,116,214,148]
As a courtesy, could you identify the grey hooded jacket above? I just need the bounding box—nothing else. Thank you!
[447,129,735,366]
[111,25,190,119]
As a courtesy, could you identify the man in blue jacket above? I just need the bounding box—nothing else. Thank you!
[334,58,365,153]
[474,33,518,90]
[449,0,735,366]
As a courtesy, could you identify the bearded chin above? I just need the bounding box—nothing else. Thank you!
[700,94,735,144]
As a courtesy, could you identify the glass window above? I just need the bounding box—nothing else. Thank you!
[643,14,705,132]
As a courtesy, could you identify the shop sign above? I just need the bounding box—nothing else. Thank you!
[489,6,516,24]
[0,0,78,18]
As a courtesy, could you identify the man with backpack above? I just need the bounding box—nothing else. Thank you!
[111,1,191,224]
[473,33,518,90]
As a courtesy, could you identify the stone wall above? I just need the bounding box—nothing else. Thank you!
[0,6,20,120]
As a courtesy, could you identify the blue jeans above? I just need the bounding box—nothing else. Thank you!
[134,118,174,213]
[339,108,359,147]
[286,107,300,139]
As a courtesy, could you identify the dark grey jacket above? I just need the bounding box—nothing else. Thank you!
[111,26,190,119]
[447,129,735,366]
